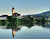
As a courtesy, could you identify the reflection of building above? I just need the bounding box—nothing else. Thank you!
[12,29,15,38]
[0,26,7,29]
[12,28,20,38]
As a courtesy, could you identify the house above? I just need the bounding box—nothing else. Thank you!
[48,17,50,20]
[13,13,18,16]
[0,15,8,20]
[45,17,50,20]
[12,7,23,19]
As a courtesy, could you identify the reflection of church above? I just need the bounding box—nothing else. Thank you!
[1,22,50,38]
[12,28,20,38]
[12,29,15,38]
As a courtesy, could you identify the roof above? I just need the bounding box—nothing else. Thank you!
[14,13,18,14]
[17,14,20,16]
[12,7,14,10]
[2,15,8,17]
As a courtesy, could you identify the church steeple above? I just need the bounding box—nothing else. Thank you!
[12,6,15,15]
[12,6,14,10]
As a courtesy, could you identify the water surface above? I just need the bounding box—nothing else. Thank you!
[0,22,50,39]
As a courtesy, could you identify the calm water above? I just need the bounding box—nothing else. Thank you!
[0,22,50,39]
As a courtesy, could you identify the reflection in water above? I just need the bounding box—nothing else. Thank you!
[7,22,20,38]
[0,21,50,38]
[12,29,15,38]
[35,21,46,27]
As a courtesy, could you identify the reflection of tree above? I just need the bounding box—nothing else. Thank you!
[7,22,17,29]
[41,22,45,27]
[26,24,34,28]
[22,21,34,28]
[1,20,5,26]
[21,17,34,28]
[35,21,45,27]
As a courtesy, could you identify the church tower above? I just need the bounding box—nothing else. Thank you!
[12,6,15,15]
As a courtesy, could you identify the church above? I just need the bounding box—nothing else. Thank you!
[0,7,23,21]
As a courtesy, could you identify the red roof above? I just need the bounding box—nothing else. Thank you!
[13,13,18,16]
[14,13,18,14]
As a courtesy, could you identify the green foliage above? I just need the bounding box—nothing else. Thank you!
[7,16,16,22]
[40,16,45,22]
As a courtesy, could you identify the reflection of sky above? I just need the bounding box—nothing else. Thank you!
[0,25,50,39]
[0,0,50,15]
[15,26,50,39]
[0,29,13,39]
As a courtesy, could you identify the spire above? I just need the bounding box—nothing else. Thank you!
[12,6,14,10]
[12,6,15,15]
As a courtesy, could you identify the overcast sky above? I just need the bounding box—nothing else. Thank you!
[0,0,50,15]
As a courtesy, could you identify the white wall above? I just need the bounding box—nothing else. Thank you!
[0,17,7,20]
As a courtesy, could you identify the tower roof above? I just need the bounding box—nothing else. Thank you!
[12,6,14,10]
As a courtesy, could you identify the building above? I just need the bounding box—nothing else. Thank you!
[45,17,50,20]
[12,28,20,38]
[12,7,23,19]
[0,15,8,20]
[12,7,15,15]
[13,13,18,16]
[0,7,23,21]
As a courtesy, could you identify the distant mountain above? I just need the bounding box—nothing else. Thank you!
[23,11,50,18]
[40,11,50,16]
[34,11,50,18]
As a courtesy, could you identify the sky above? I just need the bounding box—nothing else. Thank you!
[0,0,50,16]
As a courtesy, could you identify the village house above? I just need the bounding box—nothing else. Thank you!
[0,15,8,20]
